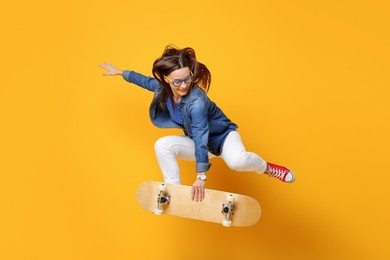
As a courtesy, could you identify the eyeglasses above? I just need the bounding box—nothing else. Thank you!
[165,72,194,88]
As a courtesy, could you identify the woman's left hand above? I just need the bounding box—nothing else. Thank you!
[191,179,206,202]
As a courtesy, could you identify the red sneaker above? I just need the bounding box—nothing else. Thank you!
[265,162,295,183]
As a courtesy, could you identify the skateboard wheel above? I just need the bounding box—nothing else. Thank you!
[222,220,232,227]
[159,183,167,191]
[227,194,236,202]
[154,208,163,215]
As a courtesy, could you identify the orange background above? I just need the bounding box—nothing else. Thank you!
[1,0,389,259]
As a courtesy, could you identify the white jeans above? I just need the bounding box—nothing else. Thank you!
[154,131,267,184]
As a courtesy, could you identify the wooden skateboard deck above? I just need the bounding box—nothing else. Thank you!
[136,181,261,227]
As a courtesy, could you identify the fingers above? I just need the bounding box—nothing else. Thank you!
[191,186,195,201]
[98,62,115,69]
[102,71,114,76]
[191,185,205,202]
[199,186,204,200]
[98,62,117,76]
[98,62,107,68]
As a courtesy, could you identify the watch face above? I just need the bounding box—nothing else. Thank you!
[199,175,206,181]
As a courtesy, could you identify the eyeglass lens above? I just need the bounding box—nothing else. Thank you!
[172,76,193,87]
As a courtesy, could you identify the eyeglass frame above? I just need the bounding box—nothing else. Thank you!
[164,71,194,88]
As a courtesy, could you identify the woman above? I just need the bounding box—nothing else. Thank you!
[99,45,295,202]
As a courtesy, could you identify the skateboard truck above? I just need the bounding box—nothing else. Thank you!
[221,194,236,227]
[154,183,171,215]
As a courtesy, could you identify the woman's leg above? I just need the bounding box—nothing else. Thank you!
[155,132,295,184]
[154,135,215,184]
[220,131,295,183]
[220,131,267,173]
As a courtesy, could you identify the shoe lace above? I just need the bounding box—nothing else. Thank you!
[267,166,288,180]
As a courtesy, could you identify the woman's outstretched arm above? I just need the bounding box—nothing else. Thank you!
[99,62,159,92]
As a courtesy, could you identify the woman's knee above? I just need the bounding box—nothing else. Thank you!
[154,136,196,160]
[154,136,173,154]
[225,153,250,171]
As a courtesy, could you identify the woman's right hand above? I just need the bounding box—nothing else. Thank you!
[98,62,123,76]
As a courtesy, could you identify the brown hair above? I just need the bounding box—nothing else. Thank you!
[152,45,211,111]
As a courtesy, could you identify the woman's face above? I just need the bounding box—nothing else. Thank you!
[164,67,193,100]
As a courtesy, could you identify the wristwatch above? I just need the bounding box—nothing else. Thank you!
[197,174,207,181]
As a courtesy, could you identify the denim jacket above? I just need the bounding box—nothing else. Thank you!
[122,70,238,173]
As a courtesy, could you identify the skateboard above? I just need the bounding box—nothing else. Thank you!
[136,181,261,227]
